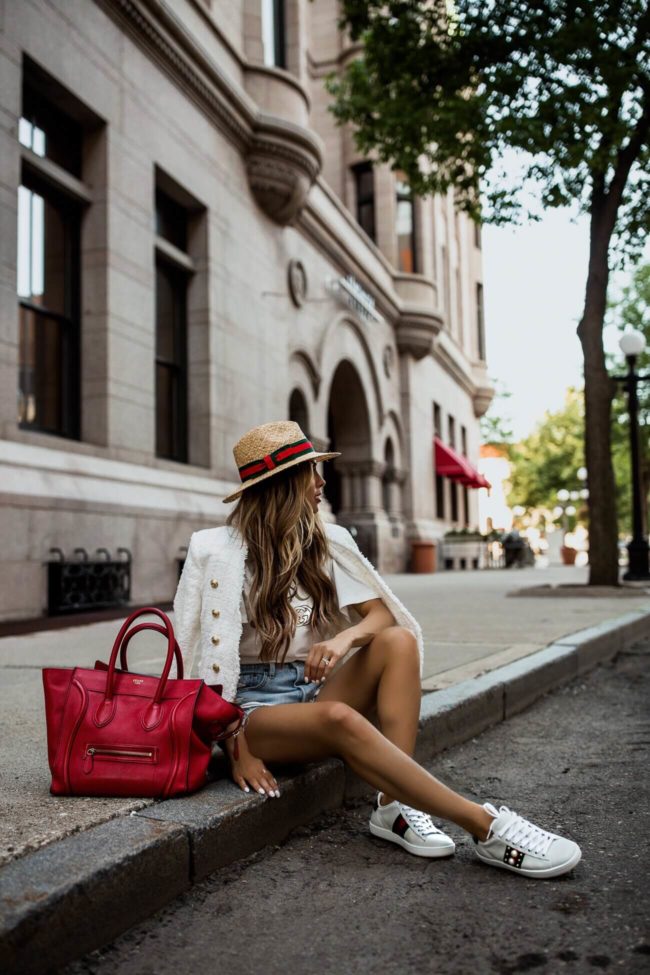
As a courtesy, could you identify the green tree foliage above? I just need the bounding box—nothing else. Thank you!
[479,380,515,446]
[331,0,650,585]
[508,389,586,514]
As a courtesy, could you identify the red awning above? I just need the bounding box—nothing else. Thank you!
[434,437,491,490]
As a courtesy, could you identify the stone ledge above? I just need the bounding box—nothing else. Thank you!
[0,816,189,975]
[137,759,345,882]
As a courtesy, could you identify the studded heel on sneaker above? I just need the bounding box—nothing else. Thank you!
[369,793,456,858]
[474,803,582,879]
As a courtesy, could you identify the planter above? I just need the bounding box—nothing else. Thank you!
[410,541,436,573]
[561,545,578,565]
[442,537,488,570]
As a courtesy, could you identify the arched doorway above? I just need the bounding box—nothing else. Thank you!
[324,360,376,560]
[288,388,309,435]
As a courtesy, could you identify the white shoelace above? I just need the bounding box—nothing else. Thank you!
[491,806,554,856]
[398,803,444,837]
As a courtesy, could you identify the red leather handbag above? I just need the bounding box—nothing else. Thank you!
[42,607,245,798]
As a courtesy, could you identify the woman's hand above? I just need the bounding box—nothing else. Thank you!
[224,729,280,797]
[231,753,280,797]
[304,632,353,684]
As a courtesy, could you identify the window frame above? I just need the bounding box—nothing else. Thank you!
[352,161,376,243]
[477,282,486,361]
[450,480,459,523]
[395,172,418,273]
[154,254,190,465]
[448,415,456,451]
[433,402,442,439]
[17,162,82,439]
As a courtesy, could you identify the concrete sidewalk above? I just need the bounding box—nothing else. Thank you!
[2,564,650,973]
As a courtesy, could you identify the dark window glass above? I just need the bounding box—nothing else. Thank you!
[448,416,456,450]
[155,261,188,462]
[262,0,286,68]
[396,172,417,273]
[155,189,188,251]
[474,221,482,249]
[477,283,486,361]
[17,178,80,437]
[461,425,468,457]
[19,82,82,177]
[353,162,376,242]
[450,481,459,523]
[435,474,445,519]
[433,402,442,438]
[463,485,470,527]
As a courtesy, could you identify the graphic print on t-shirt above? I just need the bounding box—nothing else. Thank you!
[238,558,377,663]
[295,602,312,626]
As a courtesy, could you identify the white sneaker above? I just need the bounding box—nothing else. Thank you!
[474,803,582,879]
[369,793,455,858]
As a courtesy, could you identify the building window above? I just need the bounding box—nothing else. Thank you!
[155,189,188,252]
[448,415,456,451]
[441,242,450,323]
[477,283,486,361]
[353,162,376,242]
[155,262,188,462]
[435,475,445,519]
[261,0,286,68]
[433,402,442,439]
[474,221,482,249]
[19,81,82,176]
[17,76,84,438]
[450,481,459,523]
[463,485,470,527]
[395,172,417,273]
[461,425,468,457]
[155,188,191,463]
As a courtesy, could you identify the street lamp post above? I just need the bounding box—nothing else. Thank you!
[616,330,650,581]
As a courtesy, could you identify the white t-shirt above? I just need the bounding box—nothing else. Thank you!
[238,558,378,663]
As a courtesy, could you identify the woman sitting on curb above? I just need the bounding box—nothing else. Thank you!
[174,421,581,879]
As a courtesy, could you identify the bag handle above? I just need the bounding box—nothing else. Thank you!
[118,622,184,679]
[103,608,177,709]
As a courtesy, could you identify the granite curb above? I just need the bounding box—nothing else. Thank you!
[2,607,649,974]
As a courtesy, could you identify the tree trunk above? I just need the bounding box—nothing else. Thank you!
[577,207,619,586]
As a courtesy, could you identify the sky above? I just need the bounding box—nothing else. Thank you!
[482,210,588,441]
[481,209,642,442]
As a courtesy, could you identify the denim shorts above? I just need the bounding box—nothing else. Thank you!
[235,661,322,715]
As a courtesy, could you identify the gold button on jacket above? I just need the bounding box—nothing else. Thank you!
[211,609,220,618]
[210,579,219,589]
[212,663,220,674]
[211,636,220,645]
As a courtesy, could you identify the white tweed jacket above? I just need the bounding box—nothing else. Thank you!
[173,522,423,701]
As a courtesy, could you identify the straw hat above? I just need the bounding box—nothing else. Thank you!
[222,420,340,503]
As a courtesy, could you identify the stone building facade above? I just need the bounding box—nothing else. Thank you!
[0,0,493,622]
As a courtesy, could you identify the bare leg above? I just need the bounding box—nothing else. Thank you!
[244,699,493,839]
[318,626,421,804]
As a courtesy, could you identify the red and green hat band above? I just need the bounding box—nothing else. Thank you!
[238,438,315,484]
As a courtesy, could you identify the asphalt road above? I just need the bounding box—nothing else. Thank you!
[67,643,650,975]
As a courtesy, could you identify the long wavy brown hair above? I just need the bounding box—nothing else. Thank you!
[226,460,340,662]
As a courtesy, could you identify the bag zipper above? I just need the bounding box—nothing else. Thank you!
[83,745,155,774]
